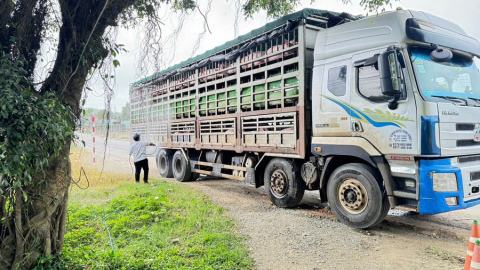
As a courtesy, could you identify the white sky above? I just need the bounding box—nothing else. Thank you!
[84,0,480,111]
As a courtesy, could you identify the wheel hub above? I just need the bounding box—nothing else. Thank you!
[338,178,368,214]
[270,169,288,196]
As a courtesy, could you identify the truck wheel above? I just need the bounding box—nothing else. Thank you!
[157,149,173,178]
[264,158,305,208]
[326,163,389,229]
[189,172,200,181]
[172,150,192,182]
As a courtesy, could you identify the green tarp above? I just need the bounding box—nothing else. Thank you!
[132,8,343,86]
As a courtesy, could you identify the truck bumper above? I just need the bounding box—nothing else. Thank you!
[418,158,480,214]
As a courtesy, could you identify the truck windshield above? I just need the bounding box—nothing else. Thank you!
[410,47,480,103]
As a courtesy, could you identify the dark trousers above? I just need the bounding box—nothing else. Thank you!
[134,158,149,183]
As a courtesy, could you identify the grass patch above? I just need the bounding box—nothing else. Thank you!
[426,246,464,264]
[59,148,253,269]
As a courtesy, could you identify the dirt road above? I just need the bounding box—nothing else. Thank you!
[74,134,479,269]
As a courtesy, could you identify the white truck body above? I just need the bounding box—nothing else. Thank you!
[131,8,480,227]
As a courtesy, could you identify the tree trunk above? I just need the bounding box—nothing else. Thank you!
[0,0,137,268]
[0,143,72,270]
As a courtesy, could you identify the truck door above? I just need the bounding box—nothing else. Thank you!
[349,50,417,155]
[313,60,352,137]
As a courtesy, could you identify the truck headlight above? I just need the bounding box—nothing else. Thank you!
[432,173,458,192]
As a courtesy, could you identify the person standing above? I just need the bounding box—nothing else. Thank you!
[128,133,156,183]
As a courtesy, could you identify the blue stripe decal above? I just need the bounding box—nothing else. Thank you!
[420,116,440,155]
[323,96,402,128]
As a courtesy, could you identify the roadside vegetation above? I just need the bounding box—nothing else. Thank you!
[44,147,253,269]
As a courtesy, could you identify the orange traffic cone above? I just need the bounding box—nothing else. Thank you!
[470,240,480,270]
[465,220,480,270]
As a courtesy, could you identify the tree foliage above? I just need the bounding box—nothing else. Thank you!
[0,53,74,191]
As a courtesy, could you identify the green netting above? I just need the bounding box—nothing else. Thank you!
[269,90,282,99]
[208,95,215,101]
[218,100,226,107]
[268,81,281,89]
[269,72,281,78]
[190,99,195,104]
[200,104,207,110]
[285,68,297,73]
[285,87,299,97]
[218,93,226,99]
[241,96,251,103]
[254,102,265,108]
[241,87,251,95]
[228,99,237,105]
[254,93,265,101]
[254,85,265,92]
[285,77,298,86]
[228,90,237,97]
[132,8,339,86]
[183,100,189,106]
[200,97,206,103]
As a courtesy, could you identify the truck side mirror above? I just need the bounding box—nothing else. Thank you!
[378,48,405,110]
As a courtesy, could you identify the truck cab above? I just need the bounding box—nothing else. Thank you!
[311,9,480,227]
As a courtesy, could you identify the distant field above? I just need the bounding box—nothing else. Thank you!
[58,147,253,269]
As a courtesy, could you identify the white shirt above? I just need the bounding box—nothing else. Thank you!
[129,141,150,162]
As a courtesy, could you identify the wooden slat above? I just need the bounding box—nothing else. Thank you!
[196,161,247,171]
[192,169,246,181]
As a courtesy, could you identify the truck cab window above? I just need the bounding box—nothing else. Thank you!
[410,47,480,100]
[327,66,347,96]
[358,65,406,102]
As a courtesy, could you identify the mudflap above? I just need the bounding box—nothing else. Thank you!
[245,168,256,186]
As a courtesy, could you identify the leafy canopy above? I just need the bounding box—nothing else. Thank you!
[0,52,75,192]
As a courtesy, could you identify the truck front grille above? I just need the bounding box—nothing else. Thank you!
[457,140,480,147]
[456,123,476,131]
[459,155,480,163]
[471,171,480,181]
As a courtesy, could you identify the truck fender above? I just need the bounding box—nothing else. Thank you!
[318,155,395,207]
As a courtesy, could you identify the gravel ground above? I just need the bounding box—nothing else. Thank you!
[182,179,465,270]
[73,137,473,270]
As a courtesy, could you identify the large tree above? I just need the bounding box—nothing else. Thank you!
[0,0,391,268]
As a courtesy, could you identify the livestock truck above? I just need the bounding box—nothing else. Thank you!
[130,8,480,228]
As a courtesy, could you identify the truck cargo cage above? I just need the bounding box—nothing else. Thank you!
[130,8,361,156]
[200,118,236,147]
[242,113,297,149]
[150,123,168,145]
[170,121,195,146]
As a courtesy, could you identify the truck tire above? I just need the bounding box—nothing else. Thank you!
[172,150,193,182]
[264,158,305,208]
[326,163,389,229]
[190,172,200,181]
[157,149,173,178]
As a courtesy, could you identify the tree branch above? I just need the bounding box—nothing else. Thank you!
[197,6,212,34]
[12,190,24,270]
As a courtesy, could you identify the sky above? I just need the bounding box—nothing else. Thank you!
[83,0,480,112]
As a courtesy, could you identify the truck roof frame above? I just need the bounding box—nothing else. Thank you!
[132,8,362,87]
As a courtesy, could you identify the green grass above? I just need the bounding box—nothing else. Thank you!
[59,149,253,269]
